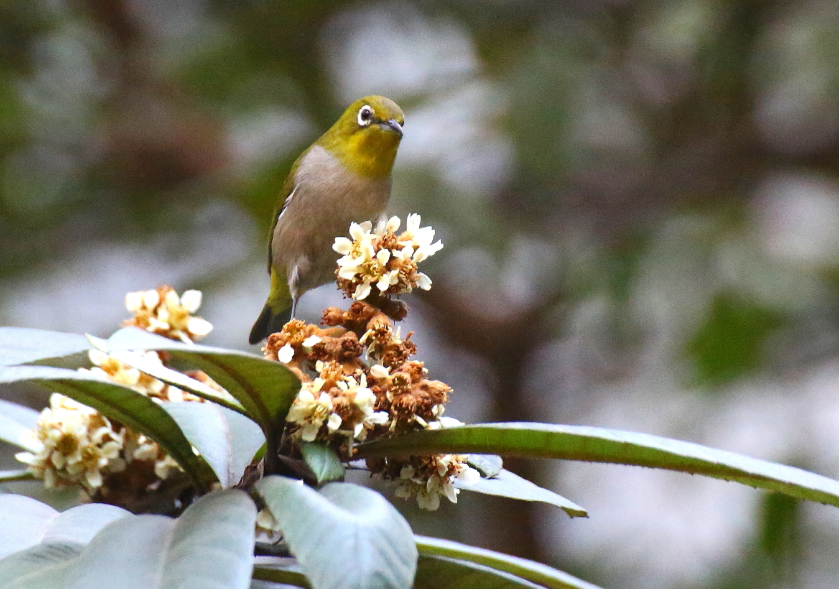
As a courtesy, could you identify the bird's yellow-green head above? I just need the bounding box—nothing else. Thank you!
[318,95,404,179]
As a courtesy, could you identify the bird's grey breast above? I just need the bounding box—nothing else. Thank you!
[273,145,391,290]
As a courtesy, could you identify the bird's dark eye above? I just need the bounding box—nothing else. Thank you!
[357,105,373,126]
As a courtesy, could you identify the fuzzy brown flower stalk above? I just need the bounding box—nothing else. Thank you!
[263,213,480,509]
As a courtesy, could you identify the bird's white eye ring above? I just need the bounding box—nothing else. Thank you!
[357,105,373,126]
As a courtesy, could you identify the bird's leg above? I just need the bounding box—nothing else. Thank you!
[289,264,300,319]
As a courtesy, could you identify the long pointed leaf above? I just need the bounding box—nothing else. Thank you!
[162,401,265,488]
[256,476,417,589]
[0,328,90,367]
[356,422,839,508]
[252,557,311,588]
[105,328,300,430]
[0,495,129,558]
[458,469,587,518]
[0,365,211,488]
[90,342,248,416]
[415,536,602,589]
[0,470,35,483]
[0,399,40,451]
[415,555,545,589]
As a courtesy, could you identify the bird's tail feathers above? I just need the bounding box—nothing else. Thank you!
[248,303,291,345]
[249,268,292,344]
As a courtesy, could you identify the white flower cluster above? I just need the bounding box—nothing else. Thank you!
[82,349,166,396]
[285,367,389,443]
[336,371,390,441]
[333,214,443,300]
[394,454,481,511]
[16,287,216,495]
[82,349,202,404]
[15,394,125,491]
[125,287,212,342]
[286,379,340,442]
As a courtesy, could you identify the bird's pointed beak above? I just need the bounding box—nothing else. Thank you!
[379,119,403,136]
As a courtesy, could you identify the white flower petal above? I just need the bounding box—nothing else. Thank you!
[349,222,365,240]
[369,364,389,379]
[367,411,390,425]
[338,264,360,280]
[300,424,320,442]
[302,335,322,348]
[125,291,143,312]
[353,387,376,410]
[143,290,160,309]
[406,213,421,233]
[88,349,109,367]
[327,413,343,432]
[277,344,295,363]
[180,290,203,313]
[456,466,481,487]
[164,290,180,309]
[417,489,440,511]
[400,465,416,479]
[394,482,413,499]
[376,275,392,292]
[353,283,372,300]
[333,237,353,255]
[442,481,459,503]
[187,317,213,337]
[416,273,432,290]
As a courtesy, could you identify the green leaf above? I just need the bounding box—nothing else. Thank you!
[0,470,36,483]
[105,328,300,431]
[162,401,265,488]
[90,341,247,416]
[0,365,211,489]
[467,454,503,478]
[301,443,345,484]
[0,495,130,559]
[0,328,90,367]
[415,555,545,589]
[458,469,587,518]
[0,489,257,589]
[0,542,82,587]
[415,536,602,589]
[256,476,417,589]
[252,557,311,588]
[686,293,785,387]
[355,422,839,509]
[0,399,40,451]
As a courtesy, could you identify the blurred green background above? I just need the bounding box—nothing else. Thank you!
[3,0,839,587]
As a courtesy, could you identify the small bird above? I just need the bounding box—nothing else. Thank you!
[249,95,405,344]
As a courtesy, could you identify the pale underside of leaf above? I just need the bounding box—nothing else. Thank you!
[0,365,211,489]
[0,490,257,589]
[256,476,417,589]
[0,328,91,367]
[457,469,587,518]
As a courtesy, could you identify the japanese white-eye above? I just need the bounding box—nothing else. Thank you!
[249,95,405,344]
